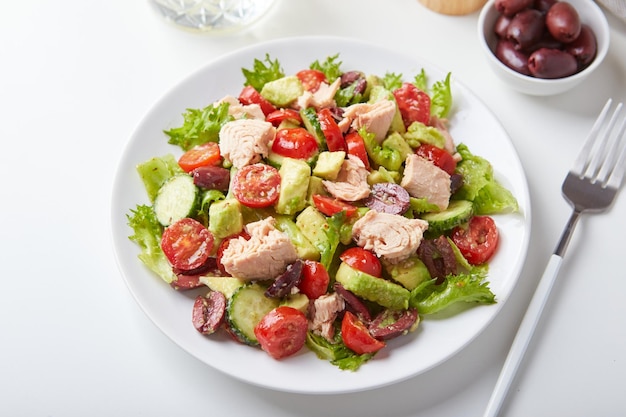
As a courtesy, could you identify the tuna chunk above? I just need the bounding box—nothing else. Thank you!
[295,79,341,110]
[219,217,298,280]
[352,210,428,263]
[218,95,265,120]
[322,155,370,201]
[218,119,275,169]
[400,154,451,211]
[309,292,345,342]
[338,99,396,143]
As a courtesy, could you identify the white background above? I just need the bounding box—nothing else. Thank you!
[1,1,625,416]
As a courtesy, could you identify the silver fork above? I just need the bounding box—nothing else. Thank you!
[484,99,626,417]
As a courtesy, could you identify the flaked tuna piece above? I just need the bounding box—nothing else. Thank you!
[219,217,298,280]
[322,154,370,201]
[337,99,396,143]
[401,154,451,211]
[218,119,276,169]
[218,95,265,120]
[309,292,345,342]
[352,210,428,264]
[295,79,341,110]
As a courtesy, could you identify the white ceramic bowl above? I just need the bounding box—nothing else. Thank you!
[478,0,610,96]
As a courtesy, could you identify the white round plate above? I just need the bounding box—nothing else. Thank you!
[111,36,531,394]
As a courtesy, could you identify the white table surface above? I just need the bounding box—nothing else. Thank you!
[1,1,625,416]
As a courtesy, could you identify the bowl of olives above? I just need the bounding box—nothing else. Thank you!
[478,0,610,95]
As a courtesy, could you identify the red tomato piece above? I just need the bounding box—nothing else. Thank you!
[265,109,303,127]
[231,163,281,208]
[178,142,221,173]
[299,260,330,299]
[271,127,318,160]
[341,311,386,355]
[450,216,499,265]
[161,218,214,271]
[296,69,327,92]
[345,131,370,170]
[238,85,276,116]
[312,194,358,217]
[254,306,308,359]
[415,143,457,175]
[317,108,346,152]
[393,82,431,128]
[339,247,382,278]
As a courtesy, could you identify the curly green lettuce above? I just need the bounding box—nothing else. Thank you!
[309,53,343,83]
[164,101,232,151]
[242,53,285,91]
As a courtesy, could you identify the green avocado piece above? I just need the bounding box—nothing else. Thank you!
[335,262,410,310]
[274,215,320,261]
[280,293,310,314]
[312,151,346,180]
[199,276,246,299]
[275,158,311,215]
[382,255,431,291]
[296,206,329,254]
[260,75,304,107]
[208,198,243,239]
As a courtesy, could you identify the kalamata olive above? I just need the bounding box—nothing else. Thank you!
[495,39,531,75]
[528,47,578,78]
[495,0,534,17]
[334,282,372,322]
[450,173,464,195]
[534,0,557,13]
[340,71,367,95]
[565,24,597,67]
[506,8,545,50]
[417,236,458,284]
[525,32,563,53]
[546,1,581,43]
[494,14,512,39]
[265,259,303,298]
[369,308,419,340]
[192,291,227,335]
[363,182,410,215]
[192,165,230,191]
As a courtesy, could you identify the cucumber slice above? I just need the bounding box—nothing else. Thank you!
[300,107,326,149]
[153,174,199,226]
[226,283,279,346]
[421,199,473,236]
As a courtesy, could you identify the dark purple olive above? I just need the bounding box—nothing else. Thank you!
[192,291,227,335]
[494,14,512,39]
[334,282,372,322]
[495,39,531,75]
[363,182,410,215]
[265,259,303,298]
[340,71,367,95]
[534,0,557,13]
[565,24,597,67]
[192,165,230,191]
[525,32,563,53]
[369,308,418,340]
[495,0,534,17]
[506,9,545,50]
[546,1,581,43]
[450,173,464,195]
[528,47,578,78]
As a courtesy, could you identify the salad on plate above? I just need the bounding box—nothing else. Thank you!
[126,53,518,371]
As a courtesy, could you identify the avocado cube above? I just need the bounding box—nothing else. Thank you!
[382,255,431,291]
[208,198,243,239]
[274,215,320,261]
[275,158,311,215]
[260,76,304,107]
[312,151,346,180]
[335,262,410,310]
[296,206,329,254]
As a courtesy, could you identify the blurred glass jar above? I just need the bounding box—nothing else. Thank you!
[150,0,276,33]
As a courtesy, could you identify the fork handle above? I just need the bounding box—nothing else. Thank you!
[483,254,563,417]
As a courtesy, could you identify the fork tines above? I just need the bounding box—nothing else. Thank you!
[573,99,626,189]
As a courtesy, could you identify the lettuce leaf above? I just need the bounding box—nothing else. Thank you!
[164,101,232,151]
[127,205,175,284]
[305,331,373,371]
[136,154,184,202]
[310,53,343,83]
[241,53,285,91]
[431,72,452,119]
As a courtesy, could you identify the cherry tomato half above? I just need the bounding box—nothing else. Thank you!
[238,85,276,116]
[393,82,431,128]
[232,163,281,208]
[178,142,221,173]
[450,216,499,265]
[341,311,386,355]
[312,194,358,218]
[339,247,382,278]
[161,218,214,271]
[271,127,318,160]
[299,260,330,299]
[296,69,327,92]
[345,131,370,170]
[317,108,346,152]
[265,109,302,127]
[254,306,308,359]
[415,143,457,175]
